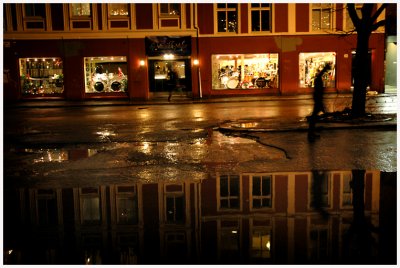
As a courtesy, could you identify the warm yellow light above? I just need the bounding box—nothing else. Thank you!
[140,60,145,66]
[193,59,199,65]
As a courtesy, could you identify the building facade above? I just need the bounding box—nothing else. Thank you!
[3,3,392,102]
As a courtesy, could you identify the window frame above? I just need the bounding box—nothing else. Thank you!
[106,3,131,30]
[249,174,275,211]
[217,174,242,211]
[308,171,333,210]
[249,3,272,34]
[214,3,240,34]
[310,3,335,32]
[69,3,96,31]
[163,183,186,225]
[157,3,182,29]
[22,3,48,31]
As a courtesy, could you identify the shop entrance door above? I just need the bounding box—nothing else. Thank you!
[148,59,191,94]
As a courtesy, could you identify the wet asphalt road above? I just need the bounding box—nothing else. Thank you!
[3,97,397,188]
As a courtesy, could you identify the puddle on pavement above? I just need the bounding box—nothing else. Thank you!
[3,169,396,265]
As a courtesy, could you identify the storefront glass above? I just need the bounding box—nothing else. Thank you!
[211,53,279,90]
[299,52,336,88]
[19,57,64,95]
[151,60,186,92]
[84,56,128,93]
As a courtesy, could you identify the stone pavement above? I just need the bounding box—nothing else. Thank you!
[218,113,397,133]
[5,92,397,133]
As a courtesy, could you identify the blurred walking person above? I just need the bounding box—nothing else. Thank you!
[167,66,179,102]
[308,63,331,141]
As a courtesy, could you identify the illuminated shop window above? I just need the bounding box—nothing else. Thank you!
[216,3,238,33]
[299,52,336,88]
[251,230,271,259]
[19,58,64,95]
[311,3,333,31]
[212,53,279,90]
[251,175,273,209]
[218,175,241,210]
[84,57,128,93]
[251,3,271,32]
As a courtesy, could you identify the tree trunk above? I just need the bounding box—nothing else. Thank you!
[351,30,371,117]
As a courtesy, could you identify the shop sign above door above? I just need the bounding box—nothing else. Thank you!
[145,36,191,56]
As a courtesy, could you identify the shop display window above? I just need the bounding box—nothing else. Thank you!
[19,58,64,95]
[212,53,279,90]
[299,52,336,88]
[84,57,128,93]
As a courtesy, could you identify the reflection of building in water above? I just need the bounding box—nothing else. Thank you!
[5,170,389,264]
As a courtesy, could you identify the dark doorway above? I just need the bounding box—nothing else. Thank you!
[148,59,191,93]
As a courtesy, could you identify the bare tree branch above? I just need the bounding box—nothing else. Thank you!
[347,4,361,29]
[371,20,386,31]
[371,3,388,23]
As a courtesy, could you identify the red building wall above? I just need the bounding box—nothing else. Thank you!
[275,4,288,33]
[296,4,309,32]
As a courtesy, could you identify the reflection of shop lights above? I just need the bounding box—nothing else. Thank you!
[164,54,174,60]
[266,241,270,250]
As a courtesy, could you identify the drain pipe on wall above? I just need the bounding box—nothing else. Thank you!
[194,5,202,98]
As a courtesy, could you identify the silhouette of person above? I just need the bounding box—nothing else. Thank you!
[308,63,331,141]
[167,67,178,102]
[311,170,329,219]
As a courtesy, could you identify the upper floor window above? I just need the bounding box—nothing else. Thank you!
[217,3,238,33]
[109,3,129,16]
[345,4,362,31]
[71,3,91,17]
[251,3,271,32]
[311,3,333,31]
[24,4,46,17]
[160,3,180,16]
[23,4,46,30]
